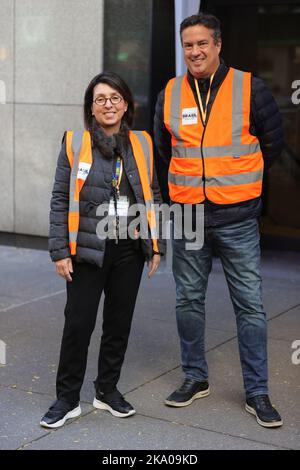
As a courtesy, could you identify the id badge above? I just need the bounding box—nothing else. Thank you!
[108,196,129,216]
[182,107,198,125]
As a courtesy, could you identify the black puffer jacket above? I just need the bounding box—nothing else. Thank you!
[154,60,284,227]
[49,132,166,267]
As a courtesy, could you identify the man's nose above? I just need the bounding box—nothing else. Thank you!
[191,45,202,56]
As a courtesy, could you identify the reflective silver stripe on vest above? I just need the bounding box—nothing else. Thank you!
[168,173,202,187]
[69,131,84,214]
[169,75,185,143]
[203,142,260,157]
[169,170,263,188]
[206,170,263,187]
[172,146,201,158]
[131,130,152,184]
[69,231,78,243]
[232,69,244,144]
[174,142,260,158]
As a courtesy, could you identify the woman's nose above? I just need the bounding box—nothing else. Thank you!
[104,98,113,108]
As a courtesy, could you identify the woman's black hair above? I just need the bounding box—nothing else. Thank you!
[83,71,134,131]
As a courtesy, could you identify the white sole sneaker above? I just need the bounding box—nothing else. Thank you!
[93,397,135,418]
[245,404,283,428]
[40,405,82,429]
[165,387,210,407]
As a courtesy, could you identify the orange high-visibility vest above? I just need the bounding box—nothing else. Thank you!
[164,67,264,204]
[65,130,158,255]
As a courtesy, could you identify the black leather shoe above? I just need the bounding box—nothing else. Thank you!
[246,395,283,428]
[93,389,135,418]
[40,399,81,428]
[165,378,210,407]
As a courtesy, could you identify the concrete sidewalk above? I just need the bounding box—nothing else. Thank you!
[0,245,299,450]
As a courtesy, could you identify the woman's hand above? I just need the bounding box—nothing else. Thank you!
[55,257,73,282]
[147,254,161,278]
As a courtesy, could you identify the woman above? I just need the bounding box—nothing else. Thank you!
[40,72,165,428]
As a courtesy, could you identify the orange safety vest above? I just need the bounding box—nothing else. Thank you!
[164,67,264,204]
[65,130,158,255]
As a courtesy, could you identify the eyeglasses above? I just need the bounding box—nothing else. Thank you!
[93,95,123,106]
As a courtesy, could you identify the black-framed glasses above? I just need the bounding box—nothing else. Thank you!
[93,95,123,106]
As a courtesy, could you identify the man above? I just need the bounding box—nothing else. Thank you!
[154,13,283,428]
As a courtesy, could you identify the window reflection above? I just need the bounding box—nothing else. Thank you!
[257,5,300,240]
[104,0,152,130]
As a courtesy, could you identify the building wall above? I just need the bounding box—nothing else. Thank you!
[0,0,104,236]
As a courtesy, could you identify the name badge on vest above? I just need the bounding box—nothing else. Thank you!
[77,162,91,181]
[182,107,198,125]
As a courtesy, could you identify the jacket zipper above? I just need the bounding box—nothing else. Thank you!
[196,92,207,200]
[200,124,207,199]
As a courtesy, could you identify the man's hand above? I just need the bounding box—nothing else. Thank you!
[147,254,161,278]
[55,257,73,282]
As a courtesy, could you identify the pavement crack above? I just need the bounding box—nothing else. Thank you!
[268,303,300,321]
[0,290,65,312]
[134,413,293,450]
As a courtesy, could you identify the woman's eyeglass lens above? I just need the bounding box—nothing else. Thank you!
[93,96,123,106]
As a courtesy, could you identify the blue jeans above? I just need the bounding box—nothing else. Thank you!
[172,217,268,399]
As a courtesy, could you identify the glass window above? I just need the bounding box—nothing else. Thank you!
[103,0,152,130]
[257,5,300,243]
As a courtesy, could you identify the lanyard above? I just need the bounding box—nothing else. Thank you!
[112,157,123,195]
[194,73,214,124]
[111,157,123,243]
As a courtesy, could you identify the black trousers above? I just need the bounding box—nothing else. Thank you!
[56,239,144,403]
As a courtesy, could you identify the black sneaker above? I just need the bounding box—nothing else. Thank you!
[93,389,135,418]
[40,399,81,428]
[245,395,283,428]
[165,378,210,407]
